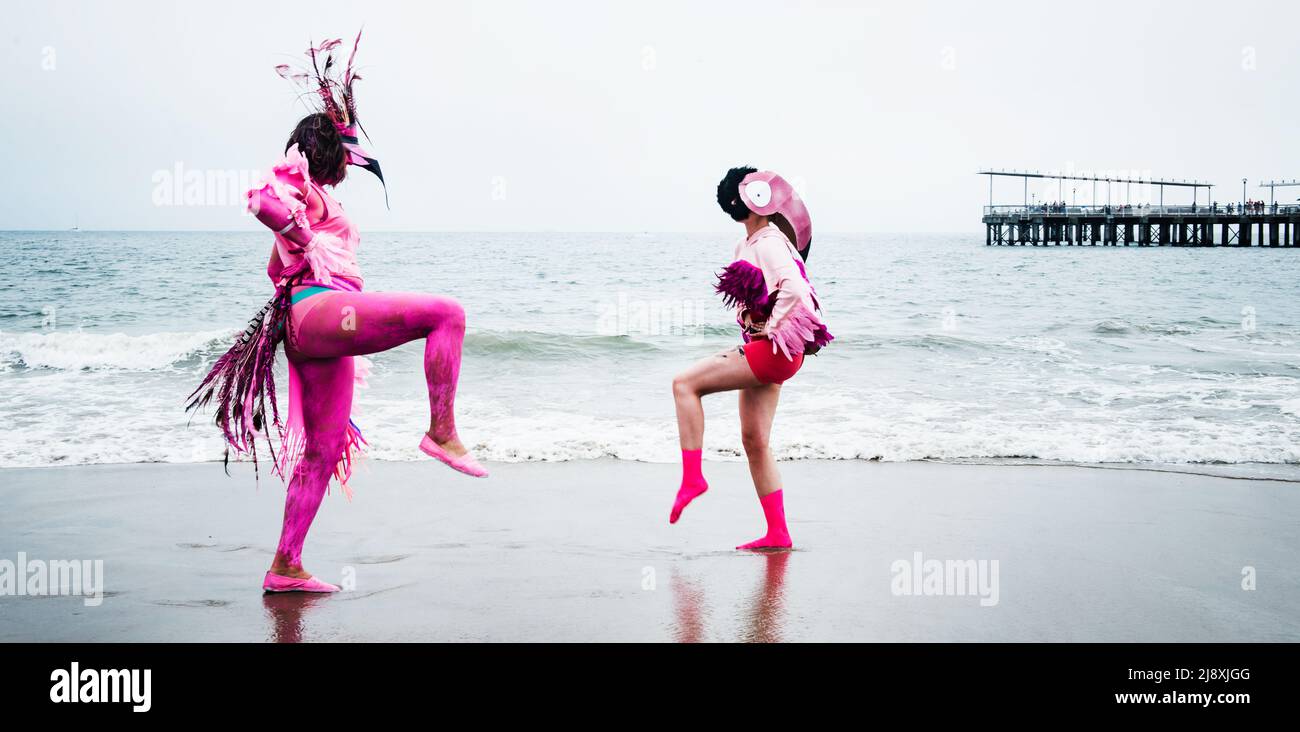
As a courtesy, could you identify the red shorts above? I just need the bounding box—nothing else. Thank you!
[742,338,804,384]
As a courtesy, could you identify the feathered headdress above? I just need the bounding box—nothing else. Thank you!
[275,29,387,205]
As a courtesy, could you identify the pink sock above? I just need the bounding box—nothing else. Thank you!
[737,489,792,550]
[669,449,708,524]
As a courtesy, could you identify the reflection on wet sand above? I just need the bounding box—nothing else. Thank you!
[670,571,709,643]
[672,551,791,643]
[739,551,790,643]
[262,592,331,643]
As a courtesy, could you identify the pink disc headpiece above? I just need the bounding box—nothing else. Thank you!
[737,171,812,255]
[275,29,387,206]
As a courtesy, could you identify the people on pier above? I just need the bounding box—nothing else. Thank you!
[1032,201,1072,214]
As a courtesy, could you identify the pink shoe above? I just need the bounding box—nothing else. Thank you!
[262,572,341,593]
[419,434,488,478]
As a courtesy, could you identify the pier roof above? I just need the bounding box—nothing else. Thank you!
[978,169,1211,187]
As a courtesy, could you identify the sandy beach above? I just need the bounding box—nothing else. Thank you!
[0,459,1295,642]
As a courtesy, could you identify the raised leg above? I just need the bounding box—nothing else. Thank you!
[668,347,763,523]
[290,290,469,453]
[671,347,762,450]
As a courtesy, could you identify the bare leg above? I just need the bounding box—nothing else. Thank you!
[291,290,470,455]
[671,347,763,450]
[739,383,782,497]
[270,355,354,579]
[737,381,792,549]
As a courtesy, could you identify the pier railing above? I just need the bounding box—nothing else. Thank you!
[983,204,1300,217]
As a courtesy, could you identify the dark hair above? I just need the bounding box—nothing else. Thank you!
[286,113,348,186]
[716,166,758,222]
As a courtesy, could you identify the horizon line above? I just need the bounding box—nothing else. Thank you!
[0,228,983,236]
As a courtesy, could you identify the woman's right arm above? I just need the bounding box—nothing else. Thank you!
[246,145,343,285]
[246,145,317,253]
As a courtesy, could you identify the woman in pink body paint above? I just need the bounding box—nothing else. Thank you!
[189,33,485,594]
[667,166,832,551]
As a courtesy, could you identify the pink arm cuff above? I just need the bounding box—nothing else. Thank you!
[248,185,313,250]
[246,144,348,285]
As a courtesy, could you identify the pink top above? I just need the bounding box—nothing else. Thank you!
[715,223,833,360]
[250,145,363,291]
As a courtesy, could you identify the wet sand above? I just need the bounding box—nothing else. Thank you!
[1,459,1297,642]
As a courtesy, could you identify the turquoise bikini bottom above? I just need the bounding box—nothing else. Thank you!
[290,285,334,305]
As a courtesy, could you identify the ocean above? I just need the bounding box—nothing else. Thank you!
[2,230,1299,473]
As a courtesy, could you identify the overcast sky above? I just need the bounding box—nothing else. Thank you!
[3,0,1298,232]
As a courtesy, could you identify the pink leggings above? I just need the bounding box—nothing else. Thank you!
[275,289,467,569]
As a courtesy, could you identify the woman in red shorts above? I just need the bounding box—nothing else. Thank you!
[667,166,833,550]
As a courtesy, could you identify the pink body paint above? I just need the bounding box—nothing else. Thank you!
[272,291,469,570]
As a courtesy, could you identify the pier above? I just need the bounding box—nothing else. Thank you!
[980,170,1300,247]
